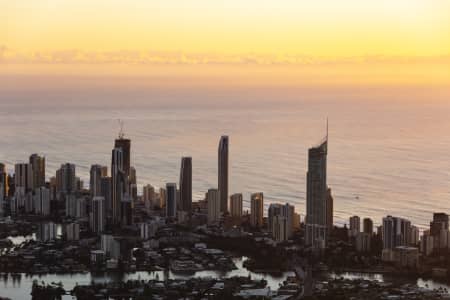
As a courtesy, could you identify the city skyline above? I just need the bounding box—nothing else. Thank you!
[2,2,450,298]
[0,123,446,231]
[0,130,434,238]
[3,130,448,245]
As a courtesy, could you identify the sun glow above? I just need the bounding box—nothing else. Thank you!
[1,0,450,89]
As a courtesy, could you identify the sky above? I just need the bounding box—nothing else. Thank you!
[1,0,450,97]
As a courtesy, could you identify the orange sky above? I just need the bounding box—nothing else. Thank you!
[1,0,450,89]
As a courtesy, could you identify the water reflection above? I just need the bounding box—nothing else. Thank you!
[0,257,293,299]
[7,234,36,246]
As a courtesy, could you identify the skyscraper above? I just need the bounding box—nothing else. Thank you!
[29,154,45,189]
[179,157,192,212]
[430,213,449,235]
[363,218,374,235]
[0,163,8,199]
[143,184,155,211]
[382,215,412,249]
[34,186,50,216]
[305,128,329,248]
[76,196,87,218]
[272,215,288,243]
[0,189,3,216]
[114,138,131,177]
[0,165,4,216]
[268,203,283,233]
[429,213,449,249]
[91,196,105,234]
[230,193,243,218]
[250,192,264,228]
[268,203,295,239]
[90,164,105,197]
[218,135,229,213]
[100,176,112,219]
[15,163,33,192]
[65,223,80,241]
[349,215,361,237]
[326,188,334,232]
[159,187,166,208]
[37,222,57,242]
[121,194,133,226]
[207,188,220,224]
[111,148,125,224]
[129,166,137,201]
[166,183,177,218]
[56,163,76,195]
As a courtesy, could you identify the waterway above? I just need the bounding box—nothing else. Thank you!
[0,256,293,299]
[3,234,450,299]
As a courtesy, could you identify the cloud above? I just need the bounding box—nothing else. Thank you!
[1,46,449,66]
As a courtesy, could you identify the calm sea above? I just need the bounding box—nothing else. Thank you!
[1,98,450,229]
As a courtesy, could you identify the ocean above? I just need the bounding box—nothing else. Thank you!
[1,97,450,229]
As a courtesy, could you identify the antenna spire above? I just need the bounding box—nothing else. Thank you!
[118,119,125,139]
[326,117,328,141]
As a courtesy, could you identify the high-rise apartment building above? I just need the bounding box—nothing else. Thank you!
[111,148,125,224]
[179,157,192,212]
[268,203,295,239]
[121,194,133,226]
[159,187,166,209]
[15,163,33,192]
[65,222,80,241]
[218,136,229,213]
[0,163,8,199]
[129,166,137,201]
[90,164,106,197]
[272,215,288,242]
[250,193,264,228]
[37,222,57,242]
[56,163,77,195]
[363,218,374,235]
[91,196,105,234]
[207,188,220,224]
[143,184,155,210]
[326,188,333,231]
[29,154,45,189]
[382,215,412,249]
[34,186,50,216]
[100,177,112,218]
[165,183,177,218]
[230,193,243,218]
[349,215,361,237]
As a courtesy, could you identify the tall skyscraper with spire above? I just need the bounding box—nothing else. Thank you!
[305,121,330,248]
[114,120,131,178]
[179,157,192,212]
[218,135,229,213]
